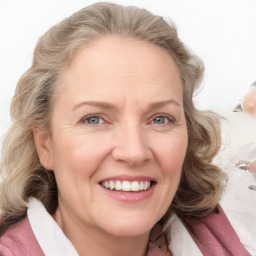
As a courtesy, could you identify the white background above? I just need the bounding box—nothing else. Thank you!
[0,0,256,146]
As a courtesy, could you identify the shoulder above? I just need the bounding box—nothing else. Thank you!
[0,216,44,256]
[179,205,251,256]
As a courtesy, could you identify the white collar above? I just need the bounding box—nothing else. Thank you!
[27,198,79,256]
[168,213,203,256]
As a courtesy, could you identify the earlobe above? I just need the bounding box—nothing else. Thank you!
[33,127,54,170]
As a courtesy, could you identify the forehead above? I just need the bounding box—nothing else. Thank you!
[56,36,183,106]
[63,36,180,77]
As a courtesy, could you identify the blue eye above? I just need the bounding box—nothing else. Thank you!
[153,116,168,124]
[85,116,103,124]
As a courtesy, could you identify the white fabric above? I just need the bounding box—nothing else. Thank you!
[220,144,256,256]
[168,214,203,256]
[27,198,79,256]
[231,142,256,162]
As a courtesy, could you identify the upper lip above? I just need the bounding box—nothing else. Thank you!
[98,175,156,183]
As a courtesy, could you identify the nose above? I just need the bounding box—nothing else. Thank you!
[112,123,151,166]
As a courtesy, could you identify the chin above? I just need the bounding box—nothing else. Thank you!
[101,216,157,237]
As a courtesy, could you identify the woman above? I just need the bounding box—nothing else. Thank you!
[0,2,253,255]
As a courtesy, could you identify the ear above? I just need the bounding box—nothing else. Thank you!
[33,126,54,170]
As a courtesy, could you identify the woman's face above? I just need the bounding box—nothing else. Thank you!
[36,36,188,238]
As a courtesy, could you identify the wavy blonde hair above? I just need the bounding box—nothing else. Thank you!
[0,2,225,236]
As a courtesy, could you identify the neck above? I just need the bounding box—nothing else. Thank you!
[54,208,150,256]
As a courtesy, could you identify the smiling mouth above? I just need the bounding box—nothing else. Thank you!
[100,180,155,192]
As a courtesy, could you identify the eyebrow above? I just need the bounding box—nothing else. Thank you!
[72,101,116,111]
[148,99,181,109]
[72,99,181,112]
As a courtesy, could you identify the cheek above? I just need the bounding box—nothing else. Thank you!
[51,133,112,181]
[155,133,188,173]
[51,141,101,203]
[153,135,187,217]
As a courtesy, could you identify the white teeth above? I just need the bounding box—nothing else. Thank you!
[115,180,122,190]
[104,181,110,189]
[109,180,115,190]
[101,180,152,191]
[144,181,150,190]
[139,181,144,190]
[131,181,139,191]
[122,181,131,191]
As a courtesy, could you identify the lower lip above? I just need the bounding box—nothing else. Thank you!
[99,183,156,202]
